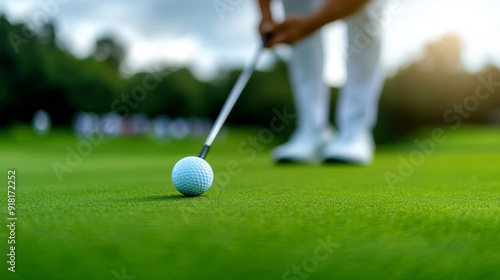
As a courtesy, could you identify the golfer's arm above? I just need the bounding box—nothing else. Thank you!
[258,0,273,21]
[307,0,371,32]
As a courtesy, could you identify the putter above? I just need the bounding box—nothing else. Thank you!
[198,36,270,159]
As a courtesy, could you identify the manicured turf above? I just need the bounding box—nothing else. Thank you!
[1,126,499,280]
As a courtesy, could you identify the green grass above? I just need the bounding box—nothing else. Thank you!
[1,126,499,280]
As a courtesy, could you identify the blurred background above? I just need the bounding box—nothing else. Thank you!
[1,0,499,143]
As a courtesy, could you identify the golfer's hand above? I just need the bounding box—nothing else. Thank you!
[264,16,314,47]
[259,19,277,47]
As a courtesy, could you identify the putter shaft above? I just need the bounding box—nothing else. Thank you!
[199,46,264,159]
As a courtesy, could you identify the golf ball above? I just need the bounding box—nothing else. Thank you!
[171,156,214,196]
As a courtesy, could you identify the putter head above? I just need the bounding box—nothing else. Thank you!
[198,144,210,159]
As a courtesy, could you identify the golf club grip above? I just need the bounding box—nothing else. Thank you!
[262,33,272,47]
[202,46,264,150]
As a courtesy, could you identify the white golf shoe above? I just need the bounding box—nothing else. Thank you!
[322,130,374,165]
[273,127,333,164]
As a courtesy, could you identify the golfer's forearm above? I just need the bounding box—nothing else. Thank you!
[258,0,273,20]
[307,0,370,32]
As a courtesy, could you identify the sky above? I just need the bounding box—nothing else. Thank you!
[1,0,500,85]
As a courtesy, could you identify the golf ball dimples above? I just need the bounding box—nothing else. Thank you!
[172,156,214,196]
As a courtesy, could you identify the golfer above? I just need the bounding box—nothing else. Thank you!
[258,0,386,165]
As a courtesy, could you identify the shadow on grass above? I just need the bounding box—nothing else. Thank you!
[123,194,198,203]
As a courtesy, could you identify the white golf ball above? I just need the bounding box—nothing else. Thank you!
[171,156,214,196]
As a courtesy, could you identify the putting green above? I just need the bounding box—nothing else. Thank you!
[0,126,499,280]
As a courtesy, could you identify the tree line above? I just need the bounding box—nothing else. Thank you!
[1,15,499,142]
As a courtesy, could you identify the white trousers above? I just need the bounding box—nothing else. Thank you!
[282,0,385,138]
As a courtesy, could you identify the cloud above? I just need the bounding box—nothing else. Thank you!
[2,0,500,82]
[2,0,261,74]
